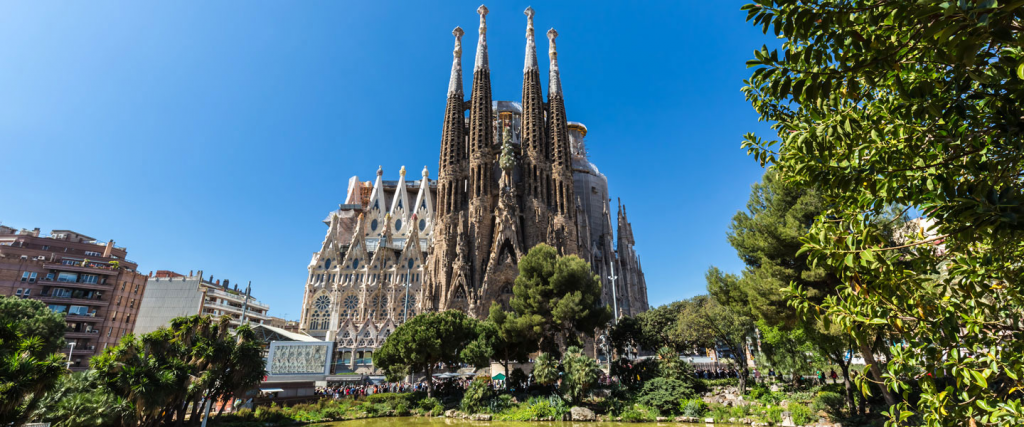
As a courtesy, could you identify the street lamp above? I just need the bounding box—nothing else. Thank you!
[66,342,76,369]
[608,261,619,324]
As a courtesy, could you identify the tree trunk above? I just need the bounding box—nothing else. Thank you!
[839,358,855,417]
[426,365,435,398]
[858,340,897,407]
[216,393,232,417]
[189,397,203,427]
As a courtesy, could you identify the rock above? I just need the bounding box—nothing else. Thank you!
[781,413,796,427]
[444,409,457,418]
[470,414,491,421]
[656,416,667,422]
[770,384,780,392]
[570,406,596,421]
[705,417,715,423]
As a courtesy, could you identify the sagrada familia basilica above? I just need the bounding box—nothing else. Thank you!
[298,6,647,367]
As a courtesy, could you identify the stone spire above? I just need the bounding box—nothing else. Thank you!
[547,28,562,97]
[467,4,495,294]
[437,27,469,220]
[474,5,489,71]
[448,27,464,97]
[546,27,578,255]
[520,6,550,249]
[524,7,537,72]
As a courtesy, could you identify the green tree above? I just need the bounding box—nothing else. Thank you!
[34,371,129,427]
[472,303,540,378]
[511,244,612,356]
[531,352,559,392]
[373,310,481,398]
[90,315,266,427]
[0,296,68,426]
[608,315,642,358]
[742,1,1024,424]
[713,171,862,411]
[636,302,685,352]
[560,346,600,405]
[674,293,755,394]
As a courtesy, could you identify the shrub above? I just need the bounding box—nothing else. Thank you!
[393,403,409,416]
[561,346,600,405]
[708,404,732,423]
[705,378,739,388]
[766,405,784,424]
[680,398,708,418]
[788,402,816,426]
[636,377,698,415]
[619,404,659,422]
[489,394,515,413]
[813,391,846,420]
[461,378,493,413]
[418,396,440,412]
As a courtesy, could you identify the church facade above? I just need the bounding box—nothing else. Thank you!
[298,7,647,371]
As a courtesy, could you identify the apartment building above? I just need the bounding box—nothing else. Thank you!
[0,226,149,370]
[134,270,270,335]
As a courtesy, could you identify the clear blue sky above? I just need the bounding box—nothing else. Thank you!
[0,1,774,319]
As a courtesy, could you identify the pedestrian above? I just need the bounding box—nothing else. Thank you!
[817,370,825,386]
[830,368,838,384]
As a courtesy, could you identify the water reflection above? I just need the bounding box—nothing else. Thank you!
[312,417,743,427]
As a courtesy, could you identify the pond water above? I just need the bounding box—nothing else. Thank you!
[312,417,744,427]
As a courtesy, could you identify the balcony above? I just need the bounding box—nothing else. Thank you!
[44,263,120,276]
[37,278,111,291]
[36,294,109,307]
[66,312,104,322]
[61,345,96,356]
[65,330,101,339]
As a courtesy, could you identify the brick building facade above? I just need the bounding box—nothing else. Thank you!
[0,226,149,370]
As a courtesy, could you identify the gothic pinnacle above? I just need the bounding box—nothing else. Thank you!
[449,27,464,97]
[547,28,561,97]
[475,5,489,71]
[524,7,537,72]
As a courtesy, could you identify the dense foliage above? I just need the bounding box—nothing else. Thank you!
[742,0,1024,425]
[470,303,540,378]
[0,296,68,426]
[372,310,482,397]
[511,244,612,355]
[90,315,266,427]
[674,293,755,393]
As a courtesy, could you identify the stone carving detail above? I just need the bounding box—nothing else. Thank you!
[269,344,328,375]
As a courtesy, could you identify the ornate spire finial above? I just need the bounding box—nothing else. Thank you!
[400,165,407,177]
[475,5,489,71]
[524,7,538,72]
[449,27,464,97]
[377,165,383,176]
[422,165,429,178]
[547,28,561,97]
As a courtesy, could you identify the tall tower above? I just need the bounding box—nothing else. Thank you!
[546,28,579,255]
[427,27,470,311]
[519,7,551,250]
[466,5,495,312]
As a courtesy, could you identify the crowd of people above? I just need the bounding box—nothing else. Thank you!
[314,377,488,400]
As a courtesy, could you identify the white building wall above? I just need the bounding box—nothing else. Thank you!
[133,277,204,335]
